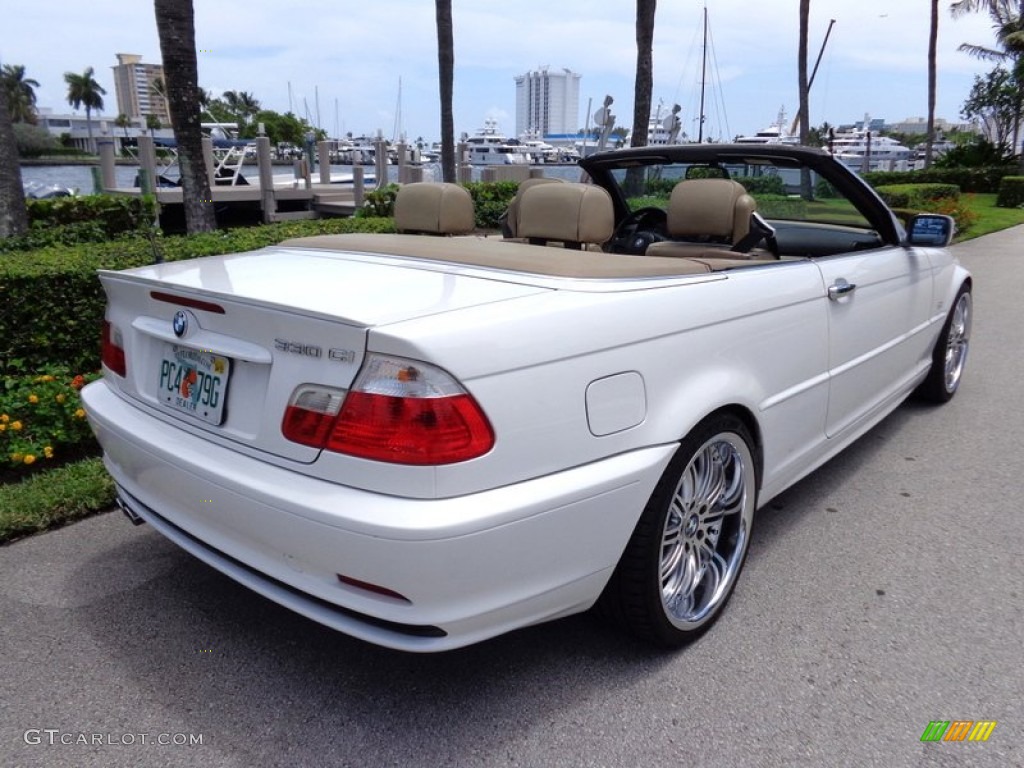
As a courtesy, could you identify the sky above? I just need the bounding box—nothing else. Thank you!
[0,0,1004,143]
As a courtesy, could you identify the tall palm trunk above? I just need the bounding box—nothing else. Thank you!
[624,0,657,198]
[154,0,216,234]
[0,81,28,237]
[798,0,812,198]
[435,0,456,183]
[926,0,939,167]
[631,0,657,149]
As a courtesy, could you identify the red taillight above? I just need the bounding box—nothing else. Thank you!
[282,355,494,465]
[281,385,346,447]
[327,390,493,464]
[102,320,127,376]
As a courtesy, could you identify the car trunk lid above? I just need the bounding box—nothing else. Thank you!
[99,246,549,462]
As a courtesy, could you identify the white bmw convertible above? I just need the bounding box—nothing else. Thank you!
[83,144,971,651]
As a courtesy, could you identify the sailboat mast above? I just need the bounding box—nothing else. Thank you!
[698,5,708,143]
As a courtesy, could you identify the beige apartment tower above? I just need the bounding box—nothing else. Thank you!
[112,53,170,123]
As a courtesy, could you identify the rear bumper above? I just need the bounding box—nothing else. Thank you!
[83,381,674,651]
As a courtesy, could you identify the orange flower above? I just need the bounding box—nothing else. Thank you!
[43,446,54,459]
[71,375,86,389]
[10,452,23,462]
[0,424,5,433]
[28,394,39,404]
[23,454,36,465]
[74,409,86,419]
[0,414,8,423]
[55,393,66,404]
[11,420,23,431]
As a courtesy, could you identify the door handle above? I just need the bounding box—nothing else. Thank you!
[828,278,857,300]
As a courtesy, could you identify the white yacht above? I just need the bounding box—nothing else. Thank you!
[464,120,530,165]
[736,108,800,145]
[828,120,913,172]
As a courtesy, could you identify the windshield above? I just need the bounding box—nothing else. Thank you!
[609,160,875,230]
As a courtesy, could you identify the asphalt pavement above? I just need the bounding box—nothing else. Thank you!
[2,227,1022,768]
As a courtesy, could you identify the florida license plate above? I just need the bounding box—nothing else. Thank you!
[157,344,231,425]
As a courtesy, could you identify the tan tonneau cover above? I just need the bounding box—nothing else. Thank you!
[280,234,772,279]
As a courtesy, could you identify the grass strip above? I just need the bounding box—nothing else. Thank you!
[958,193,1024,240]
[0,457,115,544]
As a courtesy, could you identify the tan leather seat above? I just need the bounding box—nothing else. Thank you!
[515,182,614,250]
[502,177,565,238]
[393,182,475,235]
[646,178,760,259]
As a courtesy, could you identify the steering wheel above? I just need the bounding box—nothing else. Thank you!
[607,207,668,254]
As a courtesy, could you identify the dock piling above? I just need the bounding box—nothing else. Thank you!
[256,137,277,223]
[98,140,116,191]
[317,141,331,185]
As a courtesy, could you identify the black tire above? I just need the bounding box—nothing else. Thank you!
[597,413,758,647]
[916,284,972,404]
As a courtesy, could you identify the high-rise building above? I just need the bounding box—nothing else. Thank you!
[112,53,170,123]
[514,67,581,138]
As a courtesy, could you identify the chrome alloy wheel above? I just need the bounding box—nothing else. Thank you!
[943,291,972,394]
[658,433,755,629]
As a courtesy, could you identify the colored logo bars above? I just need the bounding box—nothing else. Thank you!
[920,720,997,743]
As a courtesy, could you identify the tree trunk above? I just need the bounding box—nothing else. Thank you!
[630,0,657,149]
[798,0,812,198]
[0,81,28,238]
[436,0,456,183]
[925,0,938,168]
[154,0,216,234]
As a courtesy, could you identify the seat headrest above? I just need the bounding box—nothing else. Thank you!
[393,182,475,235]
[503,177,565,238]
[516,182,614,246]
[665,178,756,243]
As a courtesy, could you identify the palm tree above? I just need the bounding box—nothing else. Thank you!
[63,66,106,153]
[950,0,1024,153]
[0,78,28,237]
[926,0,939,167]
[1,64,40,124]
[145,114,162,135]
[151,75,169,121]
[154,0,216,233]
[236,91,261,124]
[435,0,455,182]
[114,112,132,146]
[630,0,657,149]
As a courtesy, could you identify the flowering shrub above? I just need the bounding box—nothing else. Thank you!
[1,365,100,475]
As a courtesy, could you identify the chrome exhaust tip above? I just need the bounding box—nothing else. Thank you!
[116,495,146,526]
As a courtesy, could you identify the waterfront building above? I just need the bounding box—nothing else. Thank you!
[35,108,173,152]
[514,67,581,138]
[112,53,170,123]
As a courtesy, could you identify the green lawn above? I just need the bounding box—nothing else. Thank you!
[959,193,1024,241]
[0,457,114,543]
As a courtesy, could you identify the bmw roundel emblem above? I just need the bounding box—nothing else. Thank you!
[172,310,188,338]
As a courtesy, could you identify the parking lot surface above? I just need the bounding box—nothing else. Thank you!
[2,228,1021,767]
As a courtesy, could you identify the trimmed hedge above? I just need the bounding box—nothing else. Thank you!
[996,176,1024,208]
[464,181,519,229]
[736,175,787,196]
[0,216,395,376]
[0,194,158,254]
[874,183,960,209]
[862,166,1016,194]
[756,194,808,219]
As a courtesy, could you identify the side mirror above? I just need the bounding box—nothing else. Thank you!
[907,213,955,247]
